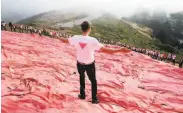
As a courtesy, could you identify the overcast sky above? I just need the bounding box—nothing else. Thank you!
[2,0,183,18]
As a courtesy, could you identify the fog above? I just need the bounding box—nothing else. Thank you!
[1,0,183,22]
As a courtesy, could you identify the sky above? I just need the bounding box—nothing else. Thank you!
[1,0,183,21]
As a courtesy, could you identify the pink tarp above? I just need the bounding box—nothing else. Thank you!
[1,31,183,113]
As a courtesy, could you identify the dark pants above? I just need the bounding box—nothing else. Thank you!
[179,61,183,68]
[39,33,42,36]
[1,26,6,30]
[30,29,33,34]
[13,28,16,32]
[172,59,175,65]
[19,29,23,33]
[26,29,28,33]
[77,61,97,100]
[10,26,13,31]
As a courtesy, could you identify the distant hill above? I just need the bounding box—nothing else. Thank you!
[17,11,88,27]
[1,12,26,23]
[18,11,157,49]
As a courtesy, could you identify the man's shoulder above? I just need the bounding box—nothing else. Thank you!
[71,35,80,38]
[69,35,79,41]
[87,36,98,41]
[72,35,97,40]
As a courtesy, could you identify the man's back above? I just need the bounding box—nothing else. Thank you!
[69,35,102,64]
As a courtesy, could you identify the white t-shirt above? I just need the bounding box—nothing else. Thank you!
[158,53,161,57]
[50,32,52,35]
[161,54,164,57]
[168,54,171,58]
[172,55,176,59]
[2,23,6,26]
[68,35,103,64]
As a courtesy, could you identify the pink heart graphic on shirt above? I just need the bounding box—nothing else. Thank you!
[79,42,87,49]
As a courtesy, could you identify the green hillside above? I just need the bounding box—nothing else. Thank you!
[69,15,158,49]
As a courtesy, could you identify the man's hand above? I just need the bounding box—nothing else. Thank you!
[59,38,69,44]
[99,47,131,54]
[117,48,131,53]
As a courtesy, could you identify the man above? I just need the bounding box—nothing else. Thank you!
[64,33,67,38]
[172,53,176,65]
[42,28,47,36]
[146,49,149,56]
[158,52,161,60]
[163,53,167,62]
[9,21,13,31]
[33,28,37,34]
[151,51,154,58]
[29,26,33,34]
[154,51,157,59]
[179,57,183,68]
[38,29,42,36]
[132,47,135,51]
[13,24,16,32]
[160,53,164,61]
[1,21,3,30]
[167,53,172,62]
[59,21,131,104]
[19,24,24,33]
[53,32,57,38]
[1,21,6,30]
[25,26,29,33]
[49,31,53,38]
[56,32,59,38]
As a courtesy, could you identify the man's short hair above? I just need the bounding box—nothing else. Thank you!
[81,21,91,32]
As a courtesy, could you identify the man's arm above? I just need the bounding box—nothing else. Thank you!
[99,47,131,54]
[59,38,69,44]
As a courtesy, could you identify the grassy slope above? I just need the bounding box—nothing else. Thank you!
[69,15,158,49]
